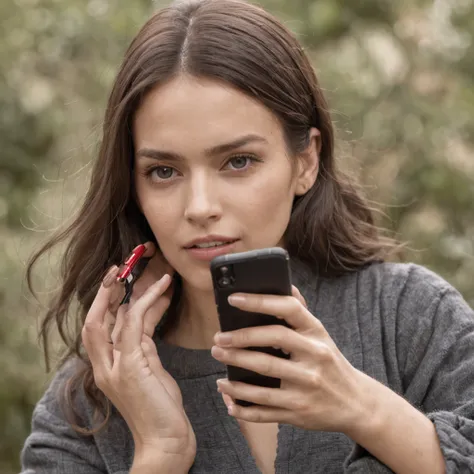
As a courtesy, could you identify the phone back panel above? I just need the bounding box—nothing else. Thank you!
[211,248,292,404]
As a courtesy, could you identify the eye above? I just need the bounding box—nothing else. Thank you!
[145,166,177,181]
[154,166,174,179]
[225,154,259,171]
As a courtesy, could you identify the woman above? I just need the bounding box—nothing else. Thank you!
[21,0,474,473]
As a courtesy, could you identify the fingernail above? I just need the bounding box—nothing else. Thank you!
[228,295,245,305]
[227,404,234,415]
[211,346,225,358]
[103,266,119,288]
[216,379,229,393]
[150,274,169,290]
[158,274,171,286]
[216,332,233,346]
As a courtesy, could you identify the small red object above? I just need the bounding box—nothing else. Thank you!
[116,244,146,283]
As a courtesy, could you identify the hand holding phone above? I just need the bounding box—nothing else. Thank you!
[211,247,292,406]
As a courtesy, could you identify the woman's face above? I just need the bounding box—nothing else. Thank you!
[133,75,318,291]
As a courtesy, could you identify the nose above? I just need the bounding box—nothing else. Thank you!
[184,171,222,226]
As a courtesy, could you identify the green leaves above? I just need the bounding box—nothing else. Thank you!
[1,1,474,472]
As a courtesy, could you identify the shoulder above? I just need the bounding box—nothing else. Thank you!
[350,263,474,363]
[34,357,91,426]
[294,257,456,302]
[294,258,472,327]
[357,262,472,320]
[358,261,456,302]
[21,358,115,473]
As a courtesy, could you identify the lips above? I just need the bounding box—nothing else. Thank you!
[190,240,236,249]
[184,235,239,249]
[184,238,239,262]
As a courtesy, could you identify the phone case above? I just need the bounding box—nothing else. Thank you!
[211,247,292,406]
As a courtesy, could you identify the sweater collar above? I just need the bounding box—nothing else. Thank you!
[155,257,318,379]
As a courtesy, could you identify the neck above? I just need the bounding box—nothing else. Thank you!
[165,281,220,350]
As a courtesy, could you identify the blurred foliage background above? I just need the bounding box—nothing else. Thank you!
[1,0,473,472]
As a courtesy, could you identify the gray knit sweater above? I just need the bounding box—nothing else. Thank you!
[20,261,474,473]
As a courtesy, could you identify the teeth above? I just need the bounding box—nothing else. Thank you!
[194,241,230,248]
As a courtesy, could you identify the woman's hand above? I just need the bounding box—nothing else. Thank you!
[81,242,196,468]
[107,242,174,340]
[211,286,374,435]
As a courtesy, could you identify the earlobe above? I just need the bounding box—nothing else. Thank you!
[295,127,320,196]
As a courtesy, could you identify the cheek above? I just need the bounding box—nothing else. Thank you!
[137,190,177,242]
[145,211,175,240]
[233,165,296,237]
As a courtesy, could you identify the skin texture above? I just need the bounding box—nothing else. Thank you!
[132,74,319,348]
[82,75,444,473]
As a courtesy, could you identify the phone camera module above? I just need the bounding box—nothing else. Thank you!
[218,276,233,287]
[217,265,235,288]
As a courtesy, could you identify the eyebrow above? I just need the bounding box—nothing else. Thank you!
[135,133,268,162]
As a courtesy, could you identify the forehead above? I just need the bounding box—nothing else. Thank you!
[132,75,284,151]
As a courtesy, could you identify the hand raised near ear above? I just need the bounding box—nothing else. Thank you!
[110,242,175,343]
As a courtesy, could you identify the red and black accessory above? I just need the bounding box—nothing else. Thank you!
[116,244,151,305]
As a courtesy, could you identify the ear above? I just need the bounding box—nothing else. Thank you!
[294,127,321,196]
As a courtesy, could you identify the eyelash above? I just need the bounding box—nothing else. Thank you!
[142,154,262,183]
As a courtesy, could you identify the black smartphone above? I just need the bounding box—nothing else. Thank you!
[210,247,292,406]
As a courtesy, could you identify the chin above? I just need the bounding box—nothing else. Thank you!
[177,264,215,293]
[186,273,214,293]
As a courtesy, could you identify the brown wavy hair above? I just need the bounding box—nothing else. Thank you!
[27,0,398,434]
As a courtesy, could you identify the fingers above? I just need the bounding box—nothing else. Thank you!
[210,346,311,385]
[83,247,172,373]
[228,292,320,331]
[104,310,116,342]
[140,334,184,405]
[108,279,126,315]
[141,334,164,373]
[126,281,173,338]
[142,291,173,337]
[218,383,292,424]
[224,398,290,424]
[221,392,234,409]
[217,379,297,410]
[132,251,174,299]
[142,241,157,258]
[114,274,172,355]
[82,266,120,371]
[229,405,289,424]
[110,306,125,345]
[213,325,310,355]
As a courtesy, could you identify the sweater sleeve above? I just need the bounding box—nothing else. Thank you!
[20,360,110,474]
[345,264,474,473]
[411,288,474,471]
